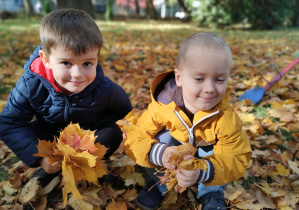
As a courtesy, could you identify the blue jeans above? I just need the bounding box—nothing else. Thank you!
[148,130,227,198]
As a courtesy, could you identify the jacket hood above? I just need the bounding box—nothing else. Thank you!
[24,45,105,97]
[150,70,232,114]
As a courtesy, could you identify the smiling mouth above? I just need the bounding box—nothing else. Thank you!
[201,96,215,99]
[70,81,85,84]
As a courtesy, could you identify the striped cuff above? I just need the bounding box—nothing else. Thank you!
[197,159,214,183]
[149,143,169,166]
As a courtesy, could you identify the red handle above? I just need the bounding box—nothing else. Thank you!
[264,57,299,91]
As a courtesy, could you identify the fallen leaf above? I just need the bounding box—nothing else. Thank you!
[106,199,127,210]
[18,177,40,204]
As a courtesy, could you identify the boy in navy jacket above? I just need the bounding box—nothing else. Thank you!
[0,9,132,185]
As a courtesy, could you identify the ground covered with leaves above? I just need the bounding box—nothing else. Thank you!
[0,18,299,209]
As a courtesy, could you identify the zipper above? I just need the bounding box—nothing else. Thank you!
[174,110,220,146]
[64,97,70,122]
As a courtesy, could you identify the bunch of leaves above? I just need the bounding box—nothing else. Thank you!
[156,143,208,194]
[33,123,108,206]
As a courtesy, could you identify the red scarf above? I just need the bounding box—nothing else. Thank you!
[30,57,62,92]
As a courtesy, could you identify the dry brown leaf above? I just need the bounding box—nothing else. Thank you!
[9,172,22,188]
[122,189,138,201]
[68,194,94,210]
[18,177,40,204]
[43,176,61,195]
[106,199,127,210]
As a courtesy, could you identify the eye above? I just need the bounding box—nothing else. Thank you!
[84,62,92,67]
[61,61,71,66]
[216,78,225,83]
[195,77,203,81]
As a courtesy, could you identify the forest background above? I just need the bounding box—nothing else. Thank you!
[0,0,299,209]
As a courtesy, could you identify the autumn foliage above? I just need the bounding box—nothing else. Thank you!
[34,123,108,206]
[156,143,200,193]
[0,20,299,209]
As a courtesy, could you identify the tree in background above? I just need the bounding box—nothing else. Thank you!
[245,0,294,29]
[177,0,191,21]
[291,0,299,26]
[23,0,34,16]
[42,0,52,15]
[57,0,95,18]
[135,0,140,15]
[105,0,114,21]
[192,0,295,29]
[146,0,157,19]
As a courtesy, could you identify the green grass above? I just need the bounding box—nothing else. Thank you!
[0,154,19,182]
[0,17,40,33]
[0,167,10,182]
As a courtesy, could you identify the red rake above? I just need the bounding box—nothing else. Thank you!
[238,57,299,105]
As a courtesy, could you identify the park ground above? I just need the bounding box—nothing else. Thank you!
[0,17,299,209]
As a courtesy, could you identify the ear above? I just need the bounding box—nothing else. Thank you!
[39,50,51,69]
[174,68,182,87]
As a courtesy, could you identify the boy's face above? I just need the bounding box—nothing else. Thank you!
[175,49,230,114]
[39,47,99,95]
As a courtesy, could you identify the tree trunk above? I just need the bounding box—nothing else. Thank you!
[177,0,191,21]
[105,0,113,21]
[57,0,94,19]
[293,1,299,26]
[135,0,140,15]
[146,0,156,19]
[23,0,34,16]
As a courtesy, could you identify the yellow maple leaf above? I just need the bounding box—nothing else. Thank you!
[255,182,273,196]
[261,118,277,132]
[94,161,108,178]
[114,64,126,72]
[157,143,205,193]
[268,164,290,179]
[57,144,97,167]
[33,138,63,165]
[241,113,256,123]
[93,142,109,160]
[34,123,108,206]
[59,123,98,153]
[61,157,81,206]
[168,143,197,167]
[179,158,207,171]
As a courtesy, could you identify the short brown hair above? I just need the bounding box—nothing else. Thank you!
[176,32,232,70]
[40,8,103,56]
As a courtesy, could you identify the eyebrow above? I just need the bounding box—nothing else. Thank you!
[57,58,97,61]
[193,72,228,76]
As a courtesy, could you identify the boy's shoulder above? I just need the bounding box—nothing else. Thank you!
[216,104,243,133]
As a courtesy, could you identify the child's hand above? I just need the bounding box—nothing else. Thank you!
[176,155,200,188]
[162,146,177,169]
[40,158,62,174]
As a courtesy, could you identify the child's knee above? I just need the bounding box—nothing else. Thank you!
[94,122,123,154]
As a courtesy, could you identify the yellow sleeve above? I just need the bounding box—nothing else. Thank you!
[201,107,252,186]
[124,103,163,168]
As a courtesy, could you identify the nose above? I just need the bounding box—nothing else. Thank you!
[203,80,215,93]
[71,65,83,78]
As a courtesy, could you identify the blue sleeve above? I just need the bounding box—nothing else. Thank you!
[0,77,41,167]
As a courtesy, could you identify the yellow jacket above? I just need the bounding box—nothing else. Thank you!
[124,71,252,186]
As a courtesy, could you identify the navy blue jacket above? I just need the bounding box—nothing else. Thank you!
[0,46,132,167]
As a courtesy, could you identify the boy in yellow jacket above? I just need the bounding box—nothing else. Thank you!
[124,32,252,209]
